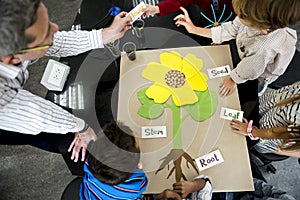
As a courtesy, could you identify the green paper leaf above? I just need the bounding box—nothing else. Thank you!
[137,88,153,104]
[137,102,165,119]
[183,90,218,121]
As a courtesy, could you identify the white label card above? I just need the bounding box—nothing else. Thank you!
[220,107,243,122]
[127,1,146,23]
[195,149,224,171]
[207,65,231,79]
[141,126,167,139]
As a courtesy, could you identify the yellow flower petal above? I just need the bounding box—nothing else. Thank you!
[160,51,182,71]
[187,72,208,91]
[170,84,198,106]
[182,54,204,79]
[145,84,172,104]
[184,54,204,71]
[142,62,171,83]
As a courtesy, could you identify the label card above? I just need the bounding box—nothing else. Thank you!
[127,1,146,23]
[141,126,167,139]
[195,149,224,171]
[220,107,243,122]
[207,65,231,79]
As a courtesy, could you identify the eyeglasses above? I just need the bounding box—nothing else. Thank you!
[18,43,52,54]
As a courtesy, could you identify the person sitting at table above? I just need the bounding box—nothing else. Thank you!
[143,0,235,28]
[0,0,131,165]
[174,0,299,96]
[80,121,148,200]
[230,82,300,158]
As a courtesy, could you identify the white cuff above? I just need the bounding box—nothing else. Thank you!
[88,29,104,49]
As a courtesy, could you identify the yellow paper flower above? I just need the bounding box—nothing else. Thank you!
[142,51,208,106]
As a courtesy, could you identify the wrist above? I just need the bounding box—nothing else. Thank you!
[247,120,259,140]
[79,123,89,134]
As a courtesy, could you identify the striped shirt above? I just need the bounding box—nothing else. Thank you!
[80,162,148,200]
[0,29,104,134]
[211,17,297,84]
[255,82,300,153]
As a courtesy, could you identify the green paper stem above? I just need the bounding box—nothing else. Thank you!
[170,100,182,149]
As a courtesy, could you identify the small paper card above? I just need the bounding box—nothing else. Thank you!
[220,107,243,122]
[207,65,231,79]
[195,149,224,171]
[127,1,146,23]
[141,126,167,139]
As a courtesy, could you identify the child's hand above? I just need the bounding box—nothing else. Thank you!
[173,179,206,198]
[173,181,194,198]
[155,189,181,200]
[230,118,249,136]
[219,77,236,96]
[174,7,196,34]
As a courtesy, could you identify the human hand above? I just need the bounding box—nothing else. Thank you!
[174,7,196,34]
[219,77,236,96]
[142,4,159,18]
[230,118,249,136]
[102,11,132,43]
[68,127,97,162]
[173,179,206,198]
[155,189,181,200]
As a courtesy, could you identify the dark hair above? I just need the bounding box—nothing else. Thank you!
[232,0,300,30]
[0,0,41,57]
[88,121,140,185]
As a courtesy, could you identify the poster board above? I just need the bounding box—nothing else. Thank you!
[117,45,254,192]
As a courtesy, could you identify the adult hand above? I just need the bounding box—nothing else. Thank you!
[68,127,97,162]
[230,118,249,136]
[219,77,236,96]
[142,4,159,18]
[155,189,181,200]
[102,11,132,44]
[174,7,196,34]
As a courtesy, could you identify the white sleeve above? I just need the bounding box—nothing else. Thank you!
[211,17,241,43]
[45,29,104,57]
[0,87,85,135]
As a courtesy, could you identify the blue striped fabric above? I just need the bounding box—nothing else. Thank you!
[80,162,148,200]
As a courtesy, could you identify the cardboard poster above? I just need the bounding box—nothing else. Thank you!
[117,45,254,192]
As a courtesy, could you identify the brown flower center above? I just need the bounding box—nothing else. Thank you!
[165,70,186,88]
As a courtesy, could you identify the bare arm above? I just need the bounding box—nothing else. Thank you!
[230,118,290,139]
[174,7,212,38]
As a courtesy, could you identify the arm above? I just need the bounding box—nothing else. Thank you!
[155,189,181,200]
[174,7,212,38]
[0,78,96,162]
[230,118,290,139]
[173,179,206,198]
[230,53,272,84]
[46,12,131,57]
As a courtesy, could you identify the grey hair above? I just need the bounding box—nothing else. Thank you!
[0,0,41,57]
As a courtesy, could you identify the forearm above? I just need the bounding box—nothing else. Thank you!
[192,179,206,191]
[251,127,288,139]
[46,30,104,57]
[0,89,85,134]
[192,27,212,38]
